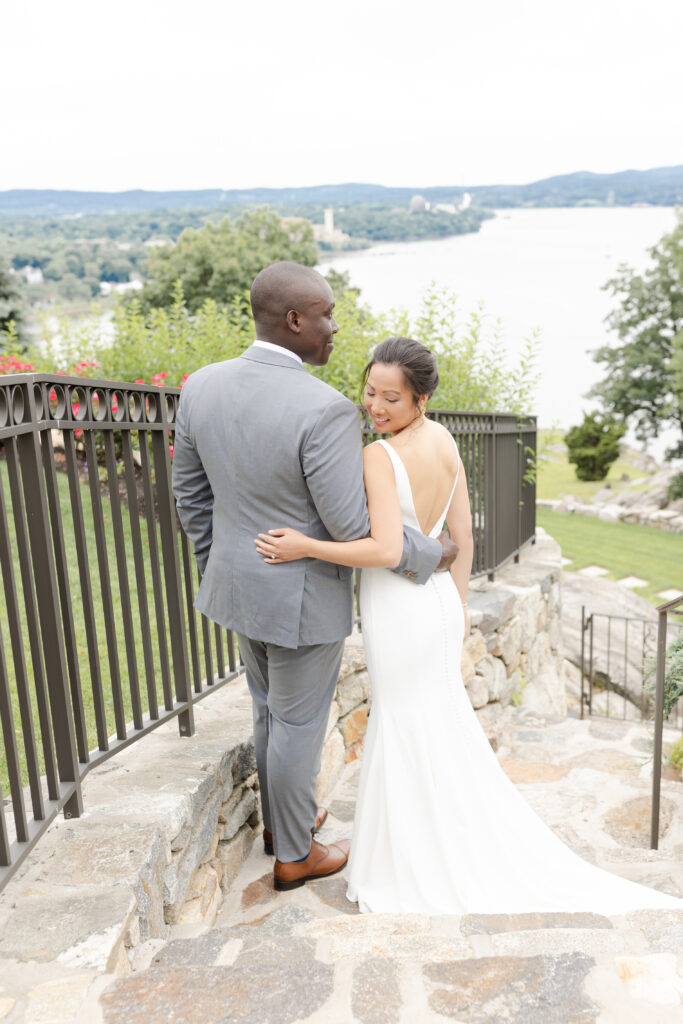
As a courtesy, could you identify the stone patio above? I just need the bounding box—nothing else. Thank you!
[76,713,683,1022]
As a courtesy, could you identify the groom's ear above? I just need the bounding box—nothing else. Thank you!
[286,308,302,333]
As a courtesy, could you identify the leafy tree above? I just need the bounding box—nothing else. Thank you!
[138,207,318,313]
[324,268,361,305]
[590,212,683,459]
[331,204,490,244]
[565,412,626,481]
[0,257,26,347]
[382,286,541,415]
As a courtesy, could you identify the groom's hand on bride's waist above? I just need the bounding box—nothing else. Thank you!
[435,531,459,572]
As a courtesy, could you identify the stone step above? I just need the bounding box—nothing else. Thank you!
[98,905,683,1023]
[143,905,683,966]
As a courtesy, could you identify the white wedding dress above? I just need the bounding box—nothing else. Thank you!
[346,439,682,915]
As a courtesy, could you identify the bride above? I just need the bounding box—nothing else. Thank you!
[255,336,681,915]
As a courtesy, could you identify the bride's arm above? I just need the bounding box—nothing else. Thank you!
[445,463,473,607]
[255,443,402,568]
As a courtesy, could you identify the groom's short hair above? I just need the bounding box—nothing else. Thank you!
[251,262,329,324]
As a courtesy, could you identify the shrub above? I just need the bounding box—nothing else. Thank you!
[565,412,626,481]
[669,737,683,773]
[645,631,683,722]
[667,472,683,502]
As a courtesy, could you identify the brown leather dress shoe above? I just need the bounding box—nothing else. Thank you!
[274,839,350,891]
[263,806,328,857]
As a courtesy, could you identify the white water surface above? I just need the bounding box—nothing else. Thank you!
[323,207,678,438]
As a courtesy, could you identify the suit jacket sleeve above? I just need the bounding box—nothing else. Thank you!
[303,397,440,585]
[172,391,214,575]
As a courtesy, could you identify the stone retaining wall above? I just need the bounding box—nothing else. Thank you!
[539,492,683,533]
[464,527,567,743]
[0,682,260,977]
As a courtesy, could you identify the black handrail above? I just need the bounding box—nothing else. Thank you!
[651,594,683,849]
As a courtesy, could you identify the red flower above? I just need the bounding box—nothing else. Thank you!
[0,354,36,375]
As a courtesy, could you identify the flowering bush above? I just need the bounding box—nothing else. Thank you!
[0,353,36,374]
[67,360,99,378]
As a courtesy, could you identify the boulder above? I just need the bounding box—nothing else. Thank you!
[338,704,370,747]
[521,662,567,718]
[513,585,542,652]
[526,632,551,680]
[315,729,345,803]
[474,702,505,749]
[466,674,489,710]
[597,503,623,523]
[336,671,371,717]
[463,629,487,666]
[491,615,522,666]
[466,588,516,634]
[476,653,516,704]
[461,645,476,685]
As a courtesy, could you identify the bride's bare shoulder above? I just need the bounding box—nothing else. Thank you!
[429,420,453,440]
[363,439,393,464]
[426,421,460,467]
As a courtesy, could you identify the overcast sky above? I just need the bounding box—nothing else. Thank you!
[3,0,681,192]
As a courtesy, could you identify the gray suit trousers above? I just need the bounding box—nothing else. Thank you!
[237,634,345,862]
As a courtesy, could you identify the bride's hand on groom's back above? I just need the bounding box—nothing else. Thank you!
[255,528,310,563]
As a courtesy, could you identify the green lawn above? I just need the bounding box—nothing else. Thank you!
[537,508,683,607]
[536,428,655,502]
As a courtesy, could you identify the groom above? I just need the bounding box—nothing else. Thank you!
[172,261,456,890]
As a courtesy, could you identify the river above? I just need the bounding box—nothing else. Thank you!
[323,207,678,439]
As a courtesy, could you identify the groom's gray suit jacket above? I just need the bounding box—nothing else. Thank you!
[172,345,441,649]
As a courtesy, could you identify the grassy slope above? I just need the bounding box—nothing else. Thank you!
[537,508,683,607]
[537,430,682,606]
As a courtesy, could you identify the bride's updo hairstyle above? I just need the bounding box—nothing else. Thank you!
[362,337,439,408]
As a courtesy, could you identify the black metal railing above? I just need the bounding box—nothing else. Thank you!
[0,373,243,891]
[579,607,683,727]
[362,410,537,579]
[0,374,536,890]
[578,601,683,849]
[651,595,683,849]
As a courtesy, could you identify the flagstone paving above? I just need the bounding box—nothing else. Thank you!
[616,576,649,589]
[89,710,683,1024]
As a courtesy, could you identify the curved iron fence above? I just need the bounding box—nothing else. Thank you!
[0,373,536,890]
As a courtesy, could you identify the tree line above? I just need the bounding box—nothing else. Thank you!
[0,203,488,313]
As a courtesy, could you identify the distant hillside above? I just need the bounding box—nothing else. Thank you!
[1,165,682,216]
[469,166,683,208]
